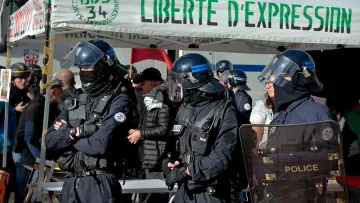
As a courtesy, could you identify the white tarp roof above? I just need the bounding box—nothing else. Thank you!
[8,0,360,53]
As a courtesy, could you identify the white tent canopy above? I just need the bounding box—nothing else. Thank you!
[8,0,360,53]
[7,0,358,200]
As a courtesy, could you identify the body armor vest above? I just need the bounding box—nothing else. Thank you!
[173,100,225,163]
[67,94,88,128]
[59,93,122,175]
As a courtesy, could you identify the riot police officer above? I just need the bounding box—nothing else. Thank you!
[27,64,42,96]
[239,50,341,202]
[214,59,233,78]
[45,40,138,203]
[225,69,252,119]
[164,53,248,203]
[258,49,336,125]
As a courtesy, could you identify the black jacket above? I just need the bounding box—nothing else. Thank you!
[139,83,175,170]
[13,95,59,157]
[45,88,139,173]
[9,84,32,123]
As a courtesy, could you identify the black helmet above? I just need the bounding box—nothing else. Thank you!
[61,39,115,71]
[28,64,42,81]
[29,64,42,74]
[11,62,30,78]
[259,49,322,92]
[228,69,251,91]
[215,60,233,74]
[168,53,224,102]
[28,64,42,88]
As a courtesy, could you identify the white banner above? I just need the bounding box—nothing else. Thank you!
[17,29,346,54]
[9,0,46,42]
[9,0,360,48]
[50,0,360,45]
[0,0,8,44]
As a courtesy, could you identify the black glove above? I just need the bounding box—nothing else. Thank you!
[165,166,188,187]
[78,124,98,138]
[57,122,70,131]
[162,159,171,176]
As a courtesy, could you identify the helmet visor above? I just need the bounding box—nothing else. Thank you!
[61,41,105,70]
[168,71,183,102]
[258,55,299,87]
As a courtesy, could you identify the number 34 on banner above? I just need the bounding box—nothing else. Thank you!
[72,0,119,26]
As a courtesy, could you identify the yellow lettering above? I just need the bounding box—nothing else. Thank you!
[291,166,297,172]
[313,164,319,171]
[285,166,290,172]
[306,165,312,171]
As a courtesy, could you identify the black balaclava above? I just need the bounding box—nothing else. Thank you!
[79,64,111,97]
[273,74,310,112]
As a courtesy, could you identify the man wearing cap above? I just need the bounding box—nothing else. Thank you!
[9,62,34,123]
[12,79,63,203]
[128,68,175,203]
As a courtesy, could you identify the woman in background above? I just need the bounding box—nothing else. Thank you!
[250,80,275,149]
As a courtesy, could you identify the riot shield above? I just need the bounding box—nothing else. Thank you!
[239,120,348,203]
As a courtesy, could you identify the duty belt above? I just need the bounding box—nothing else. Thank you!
[181,153,204,165]
[67,169,114,178]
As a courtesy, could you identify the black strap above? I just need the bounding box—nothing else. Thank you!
[215,99,233,128]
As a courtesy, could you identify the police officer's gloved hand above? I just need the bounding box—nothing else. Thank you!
[165,166,188,187]
[78,124,98,138]
[162,159,171,176]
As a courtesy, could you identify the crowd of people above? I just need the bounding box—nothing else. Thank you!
[0,39,358,203]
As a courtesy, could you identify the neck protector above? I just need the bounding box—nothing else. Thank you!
[80,67,111,97]
[274,80,309,112]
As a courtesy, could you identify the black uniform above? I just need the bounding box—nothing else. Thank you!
[9,84,31,123]
[233,90,252,119]
[45,89,138,202]
[45,39,139,203]
[166,53,249,203]
[174,99,243,203]
[10,62,32,123]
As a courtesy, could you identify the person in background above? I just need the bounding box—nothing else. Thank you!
[250,81,275,149]
[54,69,83,102]
[214,59,233,78]
[12,79,63,203]
[0,65,17,203]
[9,62,34,124]
[130,67,145,123]
[225,69,253,119]
[129,68,175,203]
[258,49,336,125]
[27,64,42,97]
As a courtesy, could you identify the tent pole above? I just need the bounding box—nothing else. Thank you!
[2,0,14,171]
[37,0,54,201]
[129,64,133,79]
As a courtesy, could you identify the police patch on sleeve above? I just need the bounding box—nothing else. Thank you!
[244,103,251,110]
[114,112,126,123]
